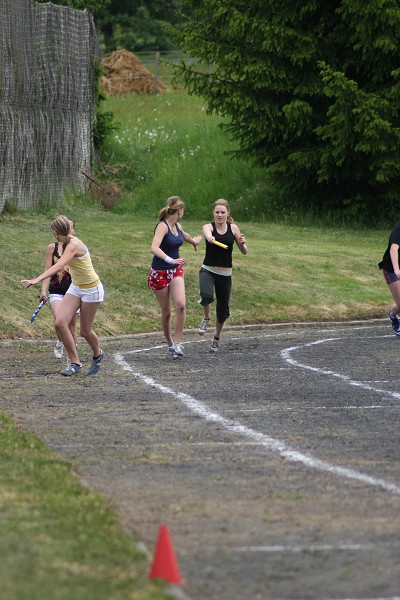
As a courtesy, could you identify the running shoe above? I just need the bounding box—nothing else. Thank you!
[61,363,83,376]
[198,318,210,336]
[54,340,64,359]
[168,343,184,359]
[389,311,400,333]
[210,337,220,352]
[88,350,104,375]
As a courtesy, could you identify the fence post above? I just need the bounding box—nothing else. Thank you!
[153,51,160,95]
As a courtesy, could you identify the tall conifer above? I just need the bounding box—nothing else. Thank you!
[174,0,400,220]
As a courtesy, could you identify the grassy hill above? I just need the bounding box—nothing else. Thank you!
[0,208,390,341]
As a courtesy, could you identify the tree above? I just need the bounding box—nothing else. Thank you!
[94,0,182,53]
[173,0,400,221]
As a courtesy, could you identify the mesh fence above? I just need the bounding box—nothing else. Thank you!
[0,0,101,213]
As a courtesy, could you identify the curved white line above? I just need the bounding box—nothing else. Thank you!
[114,352,400,495]
[281,338,400,401]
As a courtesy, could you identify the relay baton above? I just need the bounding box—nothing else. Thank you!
[212,240,228,249]
[28,300,45,323]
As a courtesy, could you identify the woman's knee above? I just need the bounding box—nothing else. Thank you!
[161,308,172,321]
[217,306,230,323]
[390,282,400,307]
[175,300,186,314]
[79,324,92,339]
[200,292,213,306]
[54,315,69,330]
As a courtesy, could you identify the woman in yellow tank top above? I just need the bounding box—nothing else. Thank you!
[21,215,105,377]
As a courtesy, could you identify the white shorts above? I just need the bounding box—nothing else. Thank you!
[66,282,104,303]
[48,294,81,315]
[48,293,64,305]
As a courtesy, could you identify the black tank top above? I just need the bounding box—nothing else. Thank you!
[203,223,234,268]
[48,242,72,295]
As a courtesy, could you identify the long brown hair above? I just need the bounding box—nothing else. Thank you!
[158,196,185,221]
[213,199,234,224]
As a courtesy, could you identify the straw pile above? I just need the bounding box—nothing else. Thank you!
[100,49,167,96]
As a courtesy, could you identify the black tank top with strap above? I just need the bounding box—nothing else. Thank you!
[48,242,72,295]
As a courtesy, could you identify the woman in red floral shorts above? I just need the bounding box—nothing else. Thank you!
[148,196,202,359]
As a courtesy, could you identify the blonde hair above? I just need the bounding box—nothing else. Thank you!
[158,196,185,221]
[51,215,72,252]
[213,199,234,224]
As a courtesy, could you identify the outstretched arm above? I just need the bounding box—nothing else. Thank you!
[21,243,75,288]
[182,229,203,251]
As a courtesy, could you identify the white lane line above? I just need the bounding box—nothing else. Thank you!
[118,328,391,357]
[281,338,400,401]
[114,353,400,495]
[225,405,397,412]
[233,542,400,553]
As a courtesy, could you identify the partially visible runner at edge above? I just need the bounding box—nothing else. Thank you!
[379,221,400,337]
[148,195,202,360]
[40,217,78,367]
[197,198,248,352]
[21,215,105,376]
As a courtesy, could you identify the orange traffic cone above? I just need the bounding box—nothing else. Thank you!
[149,524,183,585]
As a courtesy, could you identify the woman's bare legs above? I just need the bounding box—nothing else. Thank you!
[153,277,186,345]
[203,304,210,320]
[54,295,81,364]
[154,287,173,345]
[51,300,78,345]
[169,277,186,344]
[214,320,224,339]
[79,301,101,357]
[55,296,100,365]
[388,280,400,316]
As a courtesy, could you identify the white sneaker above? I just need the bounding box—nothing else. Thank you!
[198,318,210,336]
[168,343,184,360]
[54,340,64,359]
[210,337,220,352]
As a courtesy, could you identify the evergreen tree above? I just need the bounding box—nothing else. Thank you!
[94,0,181,53]
[173,0,400,221]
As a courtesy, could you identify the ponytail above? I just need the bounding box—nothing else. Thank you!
[50,215,72,253]
[158,195,185,221]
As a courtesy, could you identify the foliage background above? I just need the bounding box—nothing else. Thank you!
[172,0,400,224]
[35,1,400,226]
[1,91,390,342]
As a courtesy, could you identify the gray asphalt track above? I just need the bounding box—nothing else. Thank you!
[0,322,399,600]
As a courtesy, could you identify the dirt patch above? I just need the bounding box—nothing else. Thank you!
[0,324,399,599]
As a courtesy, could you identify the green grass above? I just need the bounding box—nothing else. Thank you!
[99,91,267,220]
[0,88,394,599]
[0,413,172,600]
[97,90,387,227]
[0,210,390,340]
